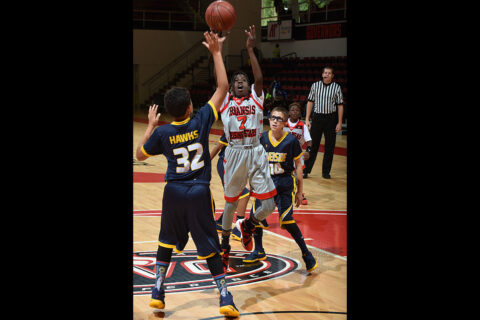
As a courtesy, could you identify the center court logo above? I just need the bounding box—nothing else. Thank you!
[134,250,300,295]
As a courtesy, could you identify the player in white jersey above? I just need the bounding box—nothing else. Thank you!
[283,102,312,205]
[218,25,277,272]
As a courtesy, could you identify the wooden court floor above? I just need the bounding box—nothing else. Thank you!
[133,113,347,319]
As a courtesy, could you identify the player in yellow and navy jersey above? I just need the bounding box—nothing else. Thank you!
[135,31,239,318]
[240,106,318,273]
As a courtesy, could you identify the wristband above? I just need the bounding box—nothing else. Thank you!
[306,147,312,153]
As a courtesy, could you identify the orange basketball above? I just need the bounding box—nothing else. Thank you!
[205,0,236,32]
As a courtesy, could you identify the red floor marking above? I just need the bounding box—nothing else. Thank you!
[264,213,347,257]
[134,209,347,257]
[133,172,165,183]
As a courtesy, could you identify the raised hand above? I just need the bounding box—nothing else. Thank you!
[245,25,256,49]
[148,104,161,127]
[202,30,229,54]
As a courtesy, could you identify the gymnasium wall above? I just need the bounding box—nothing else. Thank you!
[133,0,347,105]
[133,29,204,88]
[259,38,347,59]
[133,31,346,82]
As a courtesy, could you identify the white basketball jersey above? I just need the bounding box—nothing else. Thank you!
[284,119,312,146]
[220,83,264,146]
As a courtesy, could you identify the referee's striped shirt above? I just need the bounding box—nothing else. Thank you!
[307,81,343,114]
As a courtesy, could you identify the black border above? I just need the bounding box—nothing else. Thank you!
[23,0,449,317]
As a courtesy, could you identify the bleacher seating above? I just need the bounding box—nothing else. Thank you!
[261,56,347,107]
[187,56,347,119]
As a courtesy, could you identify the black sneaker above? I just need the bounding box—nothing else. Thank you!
[219,291,240,317]
[242,249,267,263]
[149,286,165,309]
[302,251,318,272]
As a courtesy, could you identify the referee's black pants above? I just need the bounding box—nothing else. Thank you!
[304,112,338,176]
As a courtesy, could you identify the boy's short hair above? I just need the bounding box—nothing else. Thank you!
[270,106,288,121]
[164,87,191,117]
[231,70,250,83]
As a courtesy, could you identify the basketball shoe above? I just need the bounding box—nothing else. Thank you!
[231,223,241,241]
[301,197,308,205]
[149,286,165,309]
[219,291,240,317]
[242,249,266,263]
[221,244,231,272]
[238,218,255,251]
[302,251,318,272]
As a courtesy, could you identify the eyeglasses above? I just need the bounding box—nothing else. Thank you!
[269,116,285,122]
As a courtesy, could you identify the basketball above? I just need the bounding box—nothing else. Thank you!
[205,0,236,32]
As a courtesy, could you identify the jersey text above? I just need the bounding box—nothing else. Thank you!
[169,130,199,144]
[267,152,287,162]
[229,105,256,116]
[230,129,257,140]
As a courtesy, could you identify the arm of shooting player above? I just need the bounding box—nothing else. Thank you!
[203,30,229,112]
[245,25,263,97]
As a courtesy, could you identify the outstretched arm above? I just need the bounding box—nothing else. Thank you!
[202,31,228,112]
[245,25,263,97]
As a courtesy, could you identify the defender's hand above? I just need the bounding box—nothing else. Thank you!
[148,104,161,127]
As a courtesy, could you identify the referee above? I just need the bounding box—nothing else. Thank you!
[303,66,344,179]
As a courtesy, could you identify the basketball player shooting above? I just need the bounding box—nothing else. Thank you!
[218,25,277,272]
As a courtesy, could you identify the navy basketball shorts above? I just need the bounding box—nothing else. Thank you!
[250,174,297,229]
[158,181,221,259]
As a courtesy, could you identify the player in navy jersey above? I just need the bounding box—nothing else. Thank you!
[135,31,239,318]
[210,132,250,242]
[240,107,318,273]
